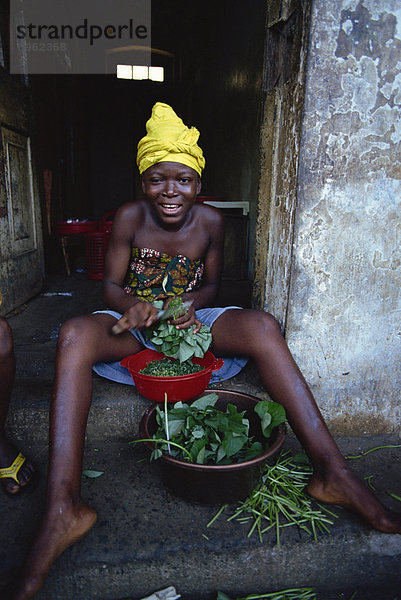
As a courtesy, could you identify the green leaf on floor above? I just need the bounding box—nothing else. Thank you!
[82,469,104,478]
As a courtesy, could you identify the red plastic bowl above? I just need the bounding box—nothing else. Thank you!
[120,349,224,403]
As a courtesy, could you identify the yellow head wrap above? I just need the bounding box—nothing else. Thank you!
[137,102,205,176]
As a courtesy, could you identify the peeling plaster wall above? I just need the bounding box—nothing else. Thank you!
[287,0,401,434]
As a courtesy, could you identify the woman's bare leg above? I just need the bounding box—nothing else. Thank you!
[10,314,143,600]
[0,318,35,494]
[211,309,401,533]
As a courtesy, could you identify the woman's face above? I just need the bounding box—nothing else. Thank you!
[142,161,201,227]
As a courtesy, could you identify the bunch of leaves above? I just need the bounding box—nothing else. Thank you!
[139,392,286,465]
[207,450,337,547]
[139,357,204,377]
[146,297,212,363]
[216,588,317,600]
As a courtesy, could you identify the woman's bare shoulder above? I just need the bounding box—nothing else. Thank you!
[114,198,147,220]
[111,199,148,242]
[115,199,149,228]
[191,204,224,253]
[194,202,224,228]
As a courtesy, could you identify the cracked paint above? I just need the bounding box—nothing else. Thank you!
[285,0,401,434]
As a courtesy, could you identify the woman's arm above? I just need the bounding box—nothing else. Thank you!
[102,203,159,332]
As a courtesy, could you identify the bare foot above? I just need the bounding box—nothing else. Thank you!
[307,464,401,533]
[0,440,35,495]
[8,498,97,600]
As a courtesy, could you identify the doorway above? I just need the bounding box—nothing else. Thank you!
[20,1,310,313]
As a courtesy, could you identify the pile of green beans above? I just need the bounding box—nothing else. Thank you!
[208,450,338,547]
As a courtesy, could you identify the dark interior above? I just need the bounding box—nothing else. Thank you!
[22,1,267,306]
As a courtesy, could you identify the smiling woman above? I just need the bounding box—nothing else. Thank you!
[141,161,201,227]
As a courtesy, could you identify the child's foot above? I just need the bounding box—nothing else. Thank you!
[8,498,97,600]
[0,440,35,495]
[307,464,401,533]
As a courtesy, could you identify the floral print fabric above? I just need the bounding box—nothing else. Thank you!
[123,247,204,302]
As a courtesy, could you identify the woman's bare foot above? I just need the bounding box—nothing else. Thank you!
[0,440,35,495]
[307,464,401,533]
[8,498,97,600]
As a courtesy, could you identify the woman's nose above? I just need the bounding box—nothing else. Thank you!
[163,181,177,197]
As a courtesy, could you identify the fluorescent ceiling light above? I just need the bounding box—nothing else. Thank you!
[149,66,164,82]
[116,64,133,79]
[116,64,165,82]
[132,65,149,80]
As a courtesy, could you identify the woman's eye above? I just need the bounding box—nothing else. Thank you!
[180,178,189,183]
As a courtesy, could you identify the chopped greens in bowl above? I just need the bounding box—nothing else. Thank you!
[139,357,204,377]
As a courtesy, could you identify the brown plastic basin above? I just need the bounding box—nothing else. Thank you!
[139,389,286,504]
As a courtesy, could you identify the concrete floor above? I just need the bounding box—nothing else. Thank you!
[1,273,401,600]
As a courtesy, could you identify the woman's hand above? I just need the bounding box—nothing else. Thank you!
[168,302,201,334]
[111,301,159,334]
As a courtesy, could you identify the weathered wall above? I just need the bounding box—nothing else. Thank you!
[254,1,311,323]
[286,0,401,434]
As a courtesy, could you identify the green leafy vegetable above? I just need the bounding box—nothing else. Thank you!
[254,400,286,439]
[146,297,212,363]
[139,357,204,377]
[132,394,286,466]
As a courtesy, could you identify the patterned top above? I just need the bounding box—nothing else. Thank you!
[123,247,204,302]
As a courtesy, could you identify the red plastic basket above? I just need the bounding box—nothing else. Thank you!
[85,231,110,280]
[120,349,224,403]
[98,210,116,233]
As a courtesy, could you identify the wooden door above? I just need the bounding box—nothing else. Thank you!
[0,16,44,315]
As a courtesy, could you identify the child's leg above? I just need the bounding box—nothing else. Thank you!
[0,317,35,494]
[210,309,401,533]
[9,313,144,600]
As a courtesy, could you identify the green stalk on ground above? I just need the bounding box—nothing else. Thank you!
[207,450,337,547]
[217,587,317,600]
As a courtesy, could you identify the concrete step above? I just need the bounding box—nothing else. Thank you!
[1,437,401,600]
[7,360,268,443]
[9,273,103,383]
[3,274,401,600]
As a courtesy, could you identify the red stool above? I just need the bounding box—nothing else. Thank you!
[84,211,116,280]
[85,230,111,280]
